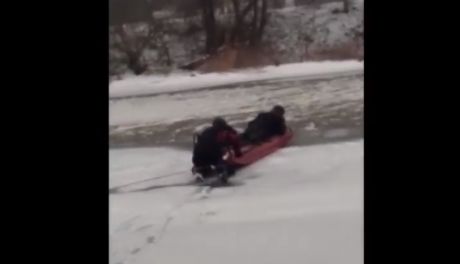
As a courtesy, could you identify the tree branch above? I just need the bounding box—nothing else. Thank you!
[231,0,241,42]
[242,0,257,18]
[258,0,268,42]
[250,0,259,45]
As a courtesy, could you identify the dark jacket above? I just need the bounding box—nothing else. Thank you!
[243,112,286,143]
[192,125,241,167]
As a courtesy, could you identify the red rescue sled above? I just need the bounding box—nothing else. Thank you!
[225,128,294,167]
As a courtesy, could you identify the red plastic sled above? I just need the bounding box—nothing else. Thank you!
[225,128,294,167]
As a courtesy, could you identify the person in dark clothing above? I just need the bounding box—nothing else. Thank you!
[192,117,242,179]
[241,105,287,144]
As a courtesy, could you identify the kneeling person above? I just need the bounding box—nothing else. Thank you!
[192,117,242,179]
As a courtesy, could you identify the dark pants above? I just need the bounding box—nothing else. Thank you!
[193,161,235,178]
[192,147,235,178]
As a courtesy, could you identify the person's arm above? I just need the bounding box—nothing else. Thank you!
[227,132,242,157]
[217,130,242,157]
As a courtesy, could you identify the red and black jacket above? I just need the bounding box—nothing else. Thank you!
[194,125,242,158]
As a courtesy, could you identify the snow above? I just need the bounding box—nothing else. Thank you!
[109,147,192,189]
[265,1,363,63]
[324,128,350,138]
[309,2,363,48]
[110,60,363,98]
[110,140,363,264]
[304,122,317,131]
[110,69,363,127]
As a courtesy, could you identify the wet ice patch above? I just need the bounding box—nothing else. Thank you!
[110,76,363,127]
[110,61,363,98]
[323,128,350,138]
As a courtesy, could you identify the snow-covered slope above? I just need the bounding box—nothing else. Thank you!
[110,60,363,99]
[109,75,363,128]
[110,140,363,264]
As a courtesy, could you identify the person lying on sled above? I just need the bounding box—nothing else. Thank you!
[241,105,287,144]
[192,117,242,178]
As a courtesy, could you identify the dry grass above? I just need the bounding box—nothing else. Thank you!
[194,38,363,73]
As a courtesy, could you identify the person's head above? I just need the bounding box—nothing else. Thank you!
[212,117,228,129]
[271,105,285,117]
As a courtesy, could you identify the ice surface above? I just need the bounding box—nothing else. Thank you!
[110,140,363,264]
[110,60,363,98]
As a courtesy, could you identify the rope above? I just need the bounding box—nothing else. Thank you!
[110,170,190,191]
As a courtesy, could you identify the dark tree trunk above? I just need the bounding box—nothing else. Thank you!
[242,0,256,17]
[202,0,218,54]
[231,0,241,42]
[250,0,259,46]
[247,0,267,46]
[231,0,258,43]
[114,25,147,75]
[202,0,270,52]
[257,0,268,43]
[343,0,350,13]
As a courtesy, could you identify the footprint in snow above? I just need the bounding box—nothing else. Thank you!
[130,248,140,255]
[146,236,155,244]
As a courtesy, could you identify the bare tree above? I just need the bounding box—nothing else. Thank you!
[166,0,271,56]
[270,0,286,8]
[231,0,256,43]
[111,0,167,75]
[257,0,268,45]
[201,0,219,54]
[250,0,260,45]
[113,23,154,74]
[172,0,201,17]
[228,0,269,46]
[343,0,350,13]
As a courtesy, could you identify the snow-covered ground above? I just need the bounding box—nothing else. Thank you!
[110,61,363,130]
[110,139,363,264]
[110,60,363,99]
[110,47,363,263]
[110,75,362,129]
[268,1,363,62]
